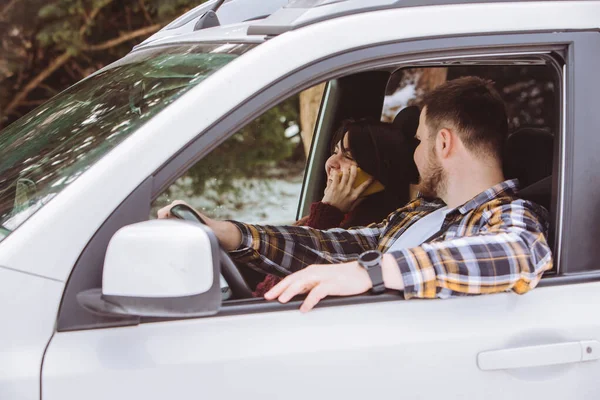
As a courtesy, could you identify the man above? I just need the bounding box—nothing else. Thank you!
[158,76,553,313]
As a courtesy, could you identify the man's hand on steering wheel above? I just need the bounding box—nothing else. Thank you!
[157,200,253,298]
[157,201,242,251]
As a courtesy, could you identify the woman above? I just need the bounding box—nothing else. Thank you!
[253,116,417,296]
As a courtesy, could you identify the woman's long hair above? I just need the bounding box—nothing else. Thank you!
[328,118,416,228]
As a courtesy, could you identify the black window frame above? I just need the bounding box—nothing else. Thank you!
[56,31,600,332]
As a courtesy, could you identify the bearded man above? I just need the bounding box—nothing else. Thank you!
[158,76,553,312]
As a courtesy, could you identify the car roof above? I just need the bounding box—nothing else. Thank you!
[135,0,594,50]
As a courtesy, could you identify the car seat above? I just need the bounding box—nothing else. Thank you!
[503,127,554,212]
[392,105,420,185]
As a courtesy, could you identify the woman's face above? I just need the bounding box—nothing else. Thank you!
[325,133,357,182]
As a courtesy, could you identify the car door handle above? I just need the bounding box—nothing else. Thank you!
[477,340,600,371]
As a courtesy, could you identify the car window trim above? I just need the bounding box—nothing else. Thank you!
[145,269,600,323]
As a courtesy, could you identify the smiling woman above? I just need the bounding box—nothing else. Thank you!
[0,42,254,243]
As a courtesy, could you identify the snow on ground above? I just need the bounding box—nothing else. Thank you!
[381,83,417,123]
[164,171,306,225]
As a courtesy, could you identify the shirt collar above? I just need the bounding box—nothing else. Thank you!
[456,179,520,215]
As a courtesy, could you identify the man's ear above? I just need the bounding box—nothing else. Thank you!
[436,128,454,159]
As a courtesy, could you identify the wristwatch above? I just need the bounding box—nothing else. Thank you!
[358,250,386,294]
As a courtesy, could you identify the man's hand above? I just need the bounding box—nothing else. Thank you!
[157,200,242,251]
[157,200,198,219]
[264,261,372,312]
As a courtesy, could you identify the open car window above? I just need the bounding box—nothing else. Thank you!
[151,86,325,226]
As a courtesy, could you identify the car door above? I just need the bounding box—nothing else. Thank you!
[42,9,600,400]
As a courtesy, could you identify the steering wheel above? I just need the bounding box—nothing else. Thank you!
[170,204,253,299]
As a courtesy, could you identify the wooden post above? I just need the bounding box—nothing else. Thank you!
[414,68,448,102]
[298,83,326,158]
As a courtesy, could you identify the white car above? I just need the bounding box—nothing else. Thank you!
[1,0,600,399]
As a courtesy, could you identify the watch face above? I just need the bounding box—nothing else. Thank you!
[360,250,382,266]
[361,251,380,262]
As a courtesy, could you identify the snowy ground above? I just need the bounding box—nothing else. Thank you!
[158,171,306,225]
[381,83,416,123]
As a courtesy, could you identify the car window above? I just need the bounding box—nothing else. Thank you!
[0,42,254,244]
[382,62,561,270]
[152,86,325,225]
[382,65,559,133]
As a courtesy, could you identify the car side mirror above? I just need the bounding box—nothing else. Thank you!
[77,219,222,318]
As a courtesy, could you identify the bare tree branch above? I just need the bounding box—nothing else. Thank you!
[79,0,114,36]
[39,83,58,95]
[0,0,20,21]
[139,0,154,24]
[83,24,161,52]
[2,0,115,118]
[3,50,71,117]
[63,62,78,80]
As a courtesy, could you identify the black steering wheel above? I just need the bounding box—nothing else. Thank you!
[170,204,253,299]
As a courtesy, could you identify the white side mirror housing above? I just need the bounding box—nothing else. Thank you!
[103,219,214,298]
[78,220,222,318]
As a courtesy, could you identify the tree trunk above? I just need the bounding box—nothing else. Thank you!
[299,83,326,158]
[416,68,448,95]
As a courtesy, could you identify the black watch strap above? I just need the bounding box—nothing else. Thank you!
[358,250,386,294]
[367,266,386,294]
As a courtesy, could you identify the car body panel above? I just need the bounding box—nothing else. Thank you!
[0,267,63,400]
[43,282,600,399]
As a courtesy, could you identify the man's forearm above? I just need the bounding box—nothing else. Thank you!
[207,219,242,251]
[382,253,404,291]
[228,222,385,277]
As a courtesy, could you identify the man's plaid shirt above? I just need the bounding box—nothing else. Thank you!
[229,179,553,299]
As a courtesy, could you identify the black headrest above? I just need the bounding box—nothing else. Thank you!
[503,128,554,188]
[392,106,420,184]
[392,105,420,139]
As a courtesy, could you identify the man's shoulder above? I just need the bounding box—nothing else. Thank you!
[480,195,550,228]
[485,194,548,212]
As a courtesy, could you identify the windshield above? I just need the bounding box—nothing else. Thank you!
[0,42,254,243]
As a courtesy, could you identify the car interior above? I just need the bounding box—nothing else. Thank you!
[229,59,561,301]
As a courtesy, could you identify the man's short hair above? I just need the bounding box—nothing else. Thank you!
[421,76,508,159]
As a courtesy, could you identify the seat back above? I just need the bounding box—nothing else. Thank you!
[503,128,554,211]
[392,105,420,184]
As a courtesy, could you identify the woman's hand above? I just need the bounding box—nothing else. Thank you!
[322,165,373,213]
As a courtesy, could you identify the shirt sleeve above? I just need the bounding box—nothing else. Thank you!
[389,200,553,299]
[228,220,386,277]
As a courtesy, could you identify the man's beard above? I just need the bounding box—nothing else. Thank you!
[417,148,446,199]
